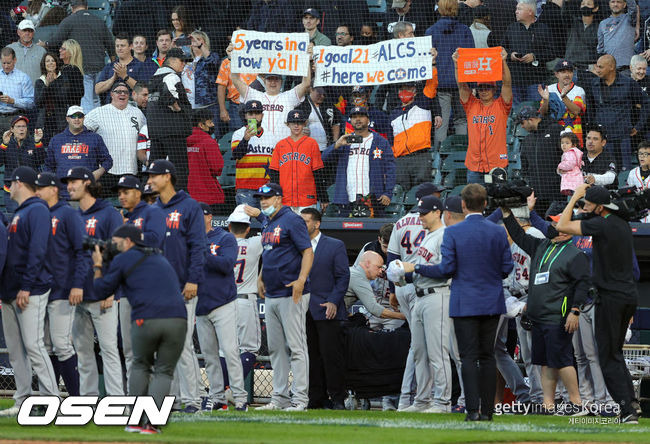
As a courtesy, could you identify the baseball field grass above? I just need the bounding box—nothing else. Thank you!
[0,399,648,443]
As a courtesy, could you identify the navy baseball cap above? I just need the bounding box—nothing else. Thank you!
[35,172,62,188]
[199,202,213,215]
[515,106,541,124]
[303,8,320,17]
[10,115,29,127]
[444,196,463,213]
[585,186,619,210]
[415,182,446,200]
[286,109,308,123]
[554,59,575,72]
[253,183,283,198]
[142,183,157,196]
[5,166,38,186]
[112,224,146,246]
[351,86,370,95]
[166,47,192,62]
[243,100,263,113]
[60,167,95,184]
[143,160,176,177]
[111,81,129,92]
[114,175,142,191]
[349,106,369,116]
[414,196,443,214]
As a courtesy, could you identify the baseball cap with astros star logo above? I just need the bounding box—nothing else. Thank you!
[243,100,263,113]
[554,59,575,72]
[286,109,308,123]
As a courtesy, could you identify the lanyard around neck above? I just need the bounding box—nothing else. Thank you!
[538,242,569,273]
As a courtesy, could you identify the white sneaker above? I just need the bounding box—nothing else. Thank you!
[0,406,20,417]
[256,402,283,411]
[398,404,428,413]
[422,404,450,414]
[285,403,307,412]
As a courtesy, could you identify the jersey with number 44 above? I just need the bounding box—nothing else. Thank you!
[387,213,426,263]
[234,235,263,295]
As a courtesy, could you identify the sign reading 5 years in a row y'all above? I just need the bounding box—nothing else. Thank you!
[230,30,311,76]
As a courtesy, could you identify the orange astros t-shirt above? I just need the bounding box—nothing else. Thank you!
[270,136,324,207]
[462,95,512,173]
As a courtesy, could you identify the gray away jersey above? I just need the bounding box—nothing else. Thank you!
[388,213,425,263]
[412,226,449,289]
[235,235,263,295]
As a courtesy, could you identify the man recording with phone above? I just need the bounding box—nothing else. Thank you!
[231,100,276,207]
[322,106,395,217]
[556,183,640,423]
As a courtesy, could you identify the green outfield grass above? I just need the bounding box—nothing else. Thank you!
[0,399,648,443]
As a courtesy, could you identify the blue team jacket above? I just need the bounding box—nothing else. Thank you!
[196,227,238,316]
[79,198,123,302]
[155,190,206,286]
[261,206,312,298]
[94,248,187,320]
[1,197,52,300]
[48,200,88,301]
[125,201,166,249]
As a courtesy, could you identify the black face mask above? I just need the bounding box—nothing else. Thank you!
[580,6,595,16]
[357,36,376,46]
[205,125,215,135]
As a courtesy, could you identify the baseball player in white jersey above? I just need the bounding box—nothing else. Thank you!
[505,206,545,404]
[228,206,262,366]
[229,43,312,146]
[393,196,452,412]
[626,143,650,223]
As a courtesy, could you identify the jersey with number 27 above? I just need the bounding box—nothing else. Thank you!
[234,235,263,295]
[387,212,425,263]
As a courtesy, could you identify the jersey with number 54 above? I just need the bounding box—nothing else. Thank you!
[509,226,544,295]
[234,235,263,295]
[388,213,425,263]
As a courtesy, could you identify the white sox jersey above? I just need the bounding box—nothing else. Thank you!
[412,226,449,289]
[243,86,304,145]
[388,213,425,263]
[235,235,263,295]
[509,226,544,295]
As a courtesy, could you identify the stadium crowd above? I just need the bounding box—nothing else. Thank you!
[0,0,647,433]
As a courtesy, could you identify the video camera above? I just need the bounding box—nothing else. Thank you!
[486,179,533,209]
[82,237,120,263]
[611,187,650,222]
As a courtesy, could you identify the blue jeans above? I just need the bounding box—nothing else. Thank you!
[512,84,541,108]
[607,138,632,171]
[235,189,260,209]
[82,73,101,114]
[466,170,487,185]
[228,101,244,132]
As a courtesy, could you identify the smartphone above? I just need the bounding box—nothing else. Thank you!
[175,36,191,46]
[247,118,257,133]
[347,134,363,144]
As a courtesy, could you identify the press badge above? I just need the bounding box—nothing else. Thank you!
[534,272,549,285]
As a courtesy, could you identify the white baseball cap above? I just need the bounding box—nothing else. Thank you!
[18,20,35,31]
[227,204,251,224]
[67,105,85,117]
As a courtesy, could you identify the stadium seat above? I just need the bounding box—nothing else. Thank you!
[441,152,466,172]
[443,169,467,189]
[450,185,464,196]
[87,0,112,25]
[404,185,419,207]
[439,134,468,154]
[392,184,405,204]
[219,132,234,154]
[218,148,236,188]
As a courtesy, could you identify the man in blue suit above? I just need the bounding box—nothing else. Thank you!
[300,208,350,410]
[403,184,513,421]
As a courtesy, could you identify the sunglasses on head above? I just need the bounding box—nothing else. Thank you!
[258,185,273,193]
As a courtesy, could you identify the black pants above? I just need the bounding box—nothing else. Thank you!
[306,311,346,406]
[453,315,500,416]
[149,135,189,191]
[595,296,638,415]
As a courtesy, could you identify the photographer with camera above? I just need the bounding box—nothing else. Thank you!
[501,204,590,415]
[556,183,640,423]
[35,172,87,397]
[322,106,395,218]
[92,224,187,434]
[62,166,124,399]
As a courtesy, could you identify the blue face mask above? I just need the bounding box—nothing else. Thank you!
[261,205,276,216]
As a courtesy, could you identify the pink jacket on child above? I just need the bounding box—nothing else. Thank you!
[557,147,584,194]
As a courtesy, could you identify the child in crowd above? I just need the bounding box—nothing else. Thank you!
[557,131,583,196]
[626,141,650,223]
